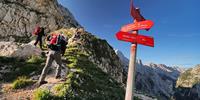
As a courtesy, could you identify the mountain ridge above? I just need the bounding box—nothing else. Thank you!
[115,49,185,100]
[173,64,200,100]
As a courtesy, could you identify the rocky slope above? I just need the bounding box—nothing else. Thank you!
[0,0,126,99]
[0,28,126,99]
[0,41,42,58]
[173,64,200,100]
[0,0,80,42]
[115,50,184,100]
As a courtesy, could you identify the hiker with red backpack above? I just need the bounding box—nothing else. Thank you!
[33,26,45,50]
[36,32,68,86]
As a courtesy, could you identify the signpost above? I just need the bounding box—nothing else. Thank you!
[116,31,154,47]
[115,0,155,100]
[121,20,154,32]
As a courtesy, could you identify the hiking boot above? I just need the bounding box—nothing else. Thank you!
[40,81,48,84]
[60,78,67,82]
[35,81,48,87]
[55,75,61,79]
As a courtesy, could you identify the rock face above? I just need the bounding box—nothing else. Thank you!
[0,41,42,58]
[0,0,80,42]
[173,85,200,100]
[115,50,129,74]
[135,63,182,100]
[173,64,200,100]
[115,50,184,100]
[0,64,13,80]
[176,65,200,88]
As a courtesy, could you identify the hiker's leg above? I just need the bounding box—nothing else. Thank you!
[34,39,38,46]
[54,52,62,78]
[38,51,54,83]
[61,46,66,56]
[39,37,43,49]
[34,36,39,46]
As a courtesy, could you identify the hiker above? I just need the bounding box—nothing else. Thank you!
[36,32,68,86]
[33,26,45,50]
[72,28,84,40]
[68,28,84,43]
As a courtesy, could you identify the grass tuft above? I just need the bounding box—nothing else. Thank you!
[12,76,35,89]
[27,55,44,64]
[33,88,53,100]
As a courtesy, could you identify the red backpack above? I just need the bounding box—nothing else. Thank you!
[32,26,41,35]
[49,34,58,45]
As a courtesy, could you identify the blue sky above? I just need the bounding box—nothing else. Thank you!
[58,0,200,68]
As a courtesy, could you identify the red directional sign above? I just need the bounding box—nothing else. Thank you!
[116,31,154,47]
[137,34,154,47]
[121,20,154,32]
[116,31,137,43]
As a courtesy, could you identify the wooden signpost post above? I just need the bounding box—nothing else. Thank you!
[115,0,155,100]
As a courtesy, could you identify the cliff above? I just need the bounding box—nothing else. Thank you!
[0,0,80,42]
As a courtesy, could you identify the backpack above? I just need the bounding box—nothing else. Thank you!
[60,35,68,55]
[32,26,41,35]
[49,33,59,45]
[48,33,67,52]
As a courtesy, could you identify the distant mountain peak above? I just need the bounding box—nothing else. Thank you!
[115,49,184,100]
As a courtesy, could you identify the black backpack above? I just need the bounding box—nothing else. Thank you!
[47,34,67,53]
[59,35,68,56]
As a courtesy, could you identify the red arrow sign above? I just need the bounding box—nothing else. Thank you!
[137,34,154,47]
[116,31,137,43]
[116,31,154,47]
[121,20,154,32]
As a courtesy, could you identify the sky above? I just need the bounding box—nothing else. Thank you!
[58,0,200,68]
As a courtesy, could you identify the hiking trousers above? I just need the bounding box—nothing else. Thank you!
[34,36,43,49]
[38,50,66,83]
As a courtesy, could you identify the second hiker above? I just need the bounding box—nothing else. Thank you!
[33,26,45,50]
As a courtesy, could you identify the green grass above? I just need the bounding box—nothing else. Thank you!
[27,55,44,64]
[0,56,45,82]
[33,88,54,100]
[12,76,35,89]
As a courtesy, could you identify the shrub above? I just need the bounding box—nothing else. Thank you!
[1,56,43,82]
[12,76,35,89]
[53,84,70,97]
[27,55,44,64]
[134,96,142,100]
[33,88,53,100]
